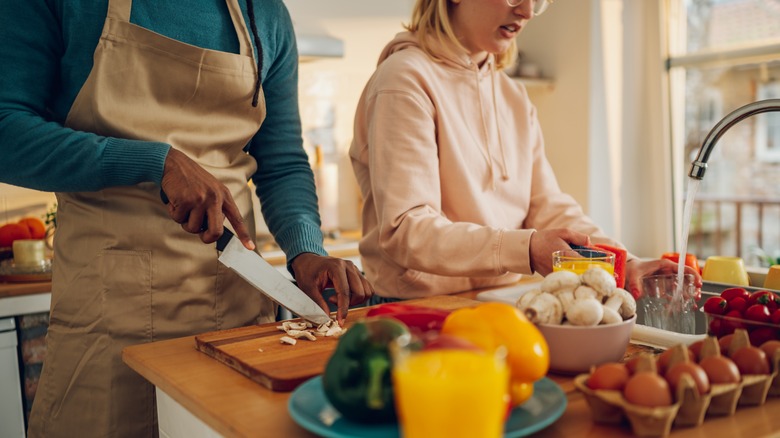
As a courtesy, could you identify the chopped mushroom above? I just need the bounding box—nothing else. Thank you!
[277,318,344,341]
[280,336,298,346]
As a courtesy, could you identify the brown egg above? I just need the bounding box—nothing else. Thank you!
[719,334,734,356]
[623,372,673,407]
[731,346,770,375]
[688,340,704,362]
[656,347,695,374]
[760,340,780,367]
[625,356,640,375]
[665,362,711,395]
[699,355,741,384]
[587,362,630,391]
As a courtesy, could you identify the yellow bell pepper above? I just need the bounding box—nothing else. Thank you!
[441,302,549,406]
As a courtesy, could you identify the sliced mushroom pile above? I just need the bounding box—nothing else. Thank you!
[276,319,345,346]
[516,268,636,326]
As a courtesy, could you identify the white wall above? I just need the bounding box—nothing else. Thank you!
[0,184,55,225]
[517,0,674,258]
[284,0,415,231]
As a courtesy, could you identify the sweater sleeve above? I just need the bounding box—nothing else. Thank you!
[0,0,169,192]
[247,4,326,263]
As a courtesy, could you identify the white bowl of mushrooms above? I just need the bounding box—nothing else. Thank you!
[515,268,637,374]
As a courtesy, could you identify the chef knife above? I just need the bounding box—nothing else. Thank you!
[160,190,332,325]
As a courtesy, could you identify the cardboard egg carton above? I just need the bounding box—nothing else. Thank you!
[723,330,779,406]
[574,330,780,437]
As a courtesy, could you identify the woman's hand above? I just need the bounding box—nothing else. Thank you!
[160,148,255,250]
[290,253,374,325]
[624,258,703,299]
[529,228,591,275]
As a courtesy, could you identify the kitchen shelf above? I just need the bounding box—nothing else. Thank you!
[512,76,555,91]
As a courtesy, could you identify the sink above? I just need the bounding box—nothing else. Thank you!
[632,281,778,348]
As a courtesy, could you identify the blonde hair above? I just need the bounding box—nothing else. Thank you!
[404,0,517,70]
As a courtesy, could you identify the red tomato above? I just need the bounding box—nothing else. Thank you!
[708,318,723,337]
[744,304,772,324]
[748,290,779,312]
[772,309,780,325]
[727,297,748,314]
[721,287,750,302]
[703,296,728,315]
[721,310,744,335]
[749,327,777,347]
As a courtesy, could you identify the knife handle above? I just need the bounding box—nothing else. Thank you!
[159,189,225,242]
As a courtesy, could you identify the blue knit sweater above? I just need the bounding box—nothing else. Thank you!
[0,0,326,260]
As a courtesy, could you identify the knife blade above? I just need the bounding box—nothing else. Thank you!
[216,228,332,325]
[159,190,332,325]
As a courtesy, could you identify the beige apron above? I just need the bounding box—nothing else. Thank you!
[28,0,274,436]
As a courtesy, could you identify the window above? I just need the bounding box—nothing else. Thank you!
[756,80,780,162]
[667,0,780,266]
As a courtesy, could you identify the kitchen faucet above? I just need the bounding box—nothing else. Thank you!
[689,98,780,179]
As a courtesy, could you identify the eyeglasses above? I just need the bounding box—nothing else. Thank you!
[506,0,553,16]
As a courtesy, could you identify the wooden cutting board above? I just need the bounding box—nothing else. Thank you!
[194,295,478,392]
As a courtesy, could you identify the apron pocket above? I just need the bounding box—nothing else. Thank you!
[100,249,153,341]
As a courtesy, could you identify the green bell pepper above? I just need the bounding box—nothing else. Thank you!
[322,317,412,423]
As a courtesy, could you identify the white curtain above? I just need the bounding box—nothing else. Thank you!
[589,0,675,257]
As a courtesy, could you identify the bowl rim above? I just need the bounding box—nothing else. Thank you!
[536,314,637,330]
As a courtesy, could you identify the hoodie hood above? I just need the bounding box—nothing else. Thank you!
[377,31,490,71]
[377,31,508,189]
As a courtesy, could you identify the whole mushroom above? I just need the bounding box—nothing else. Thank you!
[566,297,604,326]
[603,288,637,320]
[521,292,564,325]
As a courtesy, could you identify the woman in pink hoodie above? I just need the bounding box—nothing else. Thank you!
[350,0,700,302]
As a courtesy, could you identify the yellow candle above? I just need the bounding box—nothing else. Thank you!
[13,239,46,267]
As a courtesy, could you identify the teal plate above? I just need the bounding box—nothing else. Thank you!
[288,376,567,438]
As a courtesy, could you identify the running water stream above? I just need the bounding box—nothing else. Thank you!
[672,177,701,312]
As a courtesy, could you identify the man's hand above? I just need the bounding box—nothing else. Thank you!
[160,148,254,250]
[290,253,374,325]
[529,228,591,275]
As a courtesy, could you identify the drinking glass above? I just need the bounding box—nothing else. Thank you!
[639,274,698,335]
[552,248,615,275]
[392,340,509,438]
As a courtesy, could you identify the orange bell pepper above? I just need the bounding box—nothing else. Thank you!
[440,302,549,406]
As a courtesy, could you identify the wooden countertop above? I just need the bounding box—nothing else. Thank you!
[123,290,780,438]
[0,280,52,299]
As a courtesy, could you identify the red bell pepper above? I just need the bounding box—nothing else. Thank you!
[593,244,628,289]
[365,303,452,333]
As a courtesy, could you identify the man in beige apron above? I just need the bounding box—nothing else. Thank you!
[28,0,315,436]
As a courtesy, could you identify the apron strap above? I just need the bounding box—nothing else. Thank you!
[226,0,255,59]
[106,0,132,22]
[106,0,254,63]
